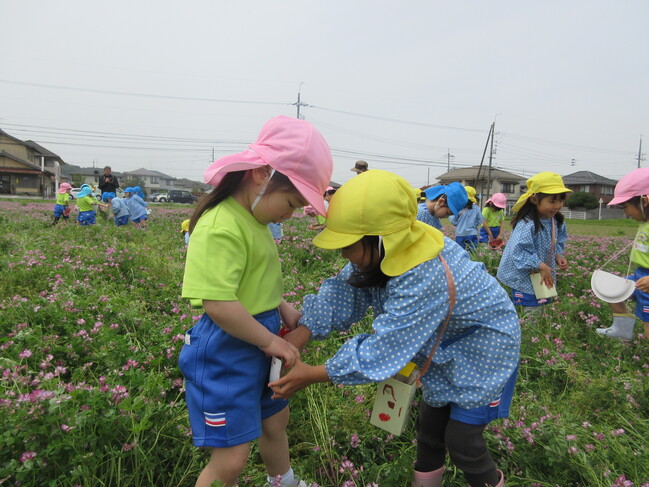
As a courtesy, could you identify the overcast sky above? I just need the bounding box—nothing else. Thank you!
[2,1,648,189]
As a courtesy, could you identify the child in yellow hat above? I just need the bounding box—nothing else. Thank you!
[496,172,571,314]
[180,219,191,245]
[270,170,519,487]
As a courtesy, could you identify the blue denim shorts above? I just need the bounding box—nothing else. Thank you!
[178,309,288,447]
[78,210,96,226]
[629,267,649,321]
[53,204,66,218]
[511,289,554,307]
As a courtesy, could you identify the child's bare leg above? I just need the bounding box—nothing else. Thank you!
[610,302,627,314]
[259,406,291,478]
[643,321,649,340]
[196,443,250,487]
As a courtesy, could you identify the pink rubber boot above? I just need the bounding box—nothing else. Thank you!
[412,466,445,487]
[494,469,505,487]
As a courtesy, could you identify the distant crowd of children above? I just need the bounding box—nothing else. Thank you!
[51,184,149,228]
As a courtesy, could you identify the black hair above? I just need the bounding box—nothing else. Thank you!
[465,200,474,209]
[189,169,296,233]
[347,236,390,289]
[486,202,497,210]
[621,196,649,221]
[511,192,566,232]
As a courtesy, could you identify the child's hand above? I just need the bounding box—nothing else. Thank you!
[555,254,568,270]
[260,335,300,369]
[269,361,328,399]
[539,263,554,287]
[636,276,649,293]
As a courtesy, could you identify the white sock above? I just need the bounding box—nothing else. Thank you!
[267,467,295,487]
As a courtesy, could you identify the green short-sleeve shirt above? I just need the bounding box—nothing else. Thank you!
[56,193,70,205]
[181,197,283,314]
[482,207,504,227]
[631,221,649,269]
[77,195,98,212]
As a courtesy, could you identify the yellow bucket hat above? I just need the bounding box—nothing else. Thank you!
[465,186,477,204]
[512,172,572,213]
[180,219,190,233]
[313,170,445,276]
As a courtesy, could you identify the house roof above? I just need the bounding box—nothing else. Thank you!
[562,171,617,186]
[124,168,174,179]
[0,128,29,146]
[24,140,65,163]
[437,165,524,182]
[0,150,55,175]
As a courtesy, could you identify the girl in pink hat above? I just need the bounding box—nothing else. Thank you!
[595,167,649,341]
[178,116,333,487]
[479,193,507,246]
[51,182,73,226]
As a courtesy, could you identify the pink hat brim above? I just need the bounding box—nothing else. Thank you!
[608,194,633,206]
[204,149,327,216]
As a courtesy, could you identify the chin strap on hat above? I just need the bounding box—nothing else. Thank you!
[250,168,276,212]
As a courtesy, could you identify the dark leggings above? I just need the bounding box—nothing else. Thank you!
[415,402,500,487]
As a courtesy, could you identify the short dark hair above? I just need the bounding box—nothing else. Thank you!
[104,166,111,171]
[347,236,389,288]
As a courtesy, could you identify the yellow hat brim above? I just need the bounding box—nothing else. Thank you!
[313,228,363,249]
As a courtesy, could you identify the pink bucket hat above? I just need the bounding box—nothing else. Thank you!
[58,182,72,194]
[608,168,649,206]
[486,192,507,209]
[203,116,334,216]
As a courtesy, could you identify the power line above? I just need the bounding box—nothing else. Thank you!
[0,79,289,106]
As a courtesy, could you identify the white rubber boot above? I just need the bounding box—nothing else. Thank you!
[596,314,636,340]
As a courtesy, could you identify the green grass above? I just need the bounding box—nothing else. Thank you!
[0,200,647,486]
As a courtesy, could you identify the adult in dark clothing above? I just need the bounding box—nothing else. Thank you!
[98,166,120,195]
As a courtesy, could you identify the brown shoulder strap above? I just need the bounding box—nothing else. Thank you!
[417,254,456,386]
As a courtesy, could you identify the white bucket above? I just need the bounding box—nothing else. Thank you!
[590,269,636,303]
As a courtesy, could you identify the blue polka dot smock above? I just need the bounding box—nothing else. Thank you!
[300,237,521,409]
[496,217,567,296]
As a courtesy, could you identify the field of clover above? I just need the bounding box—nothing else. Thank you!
[0,198,647,487]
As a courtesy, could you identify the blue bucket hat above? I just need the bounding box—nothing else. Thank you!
[124,187,134,193]
[423,182,468,216]
[77,186,94,199]
[102,192,116,202]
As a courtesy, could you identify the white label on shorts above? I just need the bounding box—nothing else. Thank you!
[184,334,191,345]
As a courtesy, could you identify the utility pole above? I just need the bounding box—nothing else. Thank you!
[445,149,454,172]
[637,135,645,168]
[295,82,305,120]
[485,122,495,206]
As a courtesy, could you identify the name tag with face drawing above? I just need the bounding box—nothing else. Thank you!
[370,363,419,436]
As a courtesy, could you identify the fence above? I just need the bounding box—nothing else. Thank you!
[563,210,587,219]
